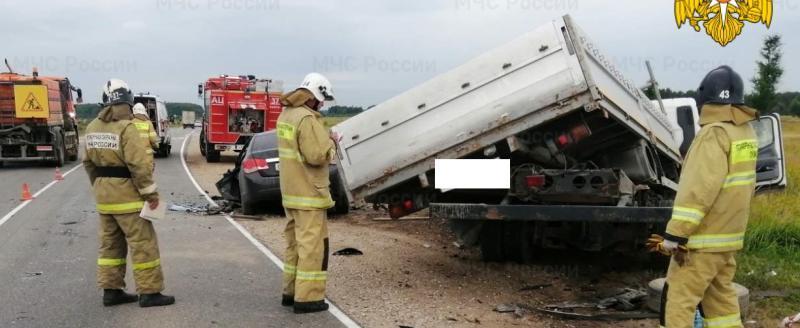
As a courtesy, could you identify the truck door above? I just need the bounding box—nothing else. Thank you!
[752,113,787,191]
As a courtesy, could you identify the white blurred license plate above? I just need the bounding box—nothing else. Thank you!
[274,163,280,171]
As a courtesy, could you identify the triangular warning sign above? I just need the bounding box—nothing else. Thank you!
[22,92,44,112]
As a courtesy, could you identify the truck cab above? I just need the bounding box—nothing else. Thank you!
[133,93,172,157]
[655,98,787,191]
[197,75,283,162]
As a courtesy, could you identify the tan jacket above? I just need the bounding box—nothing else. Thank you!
[133,114,159,150]
[277,101,335,210]
[83,105,159,214]
[665,104,758,252]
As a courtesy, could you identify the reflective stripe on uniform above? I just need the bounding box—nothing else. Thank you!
[722,171,756,189]
[139,133,151,138]
[134,122,151,131]
[704,313,742,327]
[686,232,745,249]
[278,147,303,161]
[98,258,126,266]
[138,183,158,195]
[96,201,145,212]
[671,206,706,225]
[133,258,160,271]
[296,270,327,281]
[284,264,297,275]
[730,139,758,164]
[282,195,333,209]
[277,122,296,140]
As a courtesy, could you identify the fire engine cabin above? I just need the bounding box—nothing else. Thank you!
[199,75,283,162]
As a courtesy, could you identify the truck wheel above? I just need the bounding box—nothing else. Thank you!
[67,134,79,161]
[52,134,66,167]
[480,222,506,262]
[199,132,207,156]
[241,201,257,215]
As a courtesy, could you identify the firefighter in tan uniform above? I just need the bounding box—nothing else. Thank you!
[277,73,338,314]
[132,103,159,151]
[83,79,175,308]
[657,67,758,327]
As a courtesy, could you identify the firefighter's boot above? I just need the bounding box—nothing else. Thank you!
[103,289,138,307]
[139,293,176,307]
[294,300,329,314]
[282,294,294,306]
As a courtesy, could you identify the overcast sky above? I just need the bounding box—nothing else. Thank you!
[1,0,797,107]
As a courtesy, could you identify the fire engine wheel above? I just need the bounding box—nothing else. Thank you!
[205,142,220,163]
[199,131,207,156]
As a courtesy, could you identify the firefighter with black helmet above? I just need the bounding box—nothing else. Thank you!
[83,79,175,308]
[657,66,759,327]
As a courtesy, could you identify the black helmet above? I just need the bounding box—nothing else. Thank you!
[102,79,133,106]
[696,66,745,109]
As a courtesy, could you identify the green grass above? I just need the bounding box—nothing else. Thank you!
[736,117,800,322]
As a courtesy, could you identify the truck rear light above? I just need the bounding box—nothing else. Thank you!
[525,175,546,188]
[242,157,269,174]
[403,199,414,210]
[556,134,571,148]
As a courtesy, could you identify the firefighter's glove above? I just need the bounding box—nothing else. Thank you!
[646,234,688,256]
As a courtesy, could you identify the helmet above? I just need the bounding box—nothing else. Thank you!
[696,65,745,109]
[132,103,148,117]
[298,73,334,102]
[102,79,133,106]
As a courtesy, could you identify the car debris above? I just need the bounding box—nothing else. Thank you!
[519,283,553,292]
[332,248,363,256]
[782,313,800,328]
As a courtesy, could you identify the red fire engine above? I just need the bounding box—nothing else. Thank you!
[197,75,283,162]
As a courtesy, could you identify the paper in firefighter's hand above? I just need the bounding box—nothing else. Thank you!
[140,200,166,222]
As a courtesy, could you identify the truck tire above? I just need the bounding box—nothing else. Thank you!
[479,221,535,263]
[646,278,750,315]
[199,131,207,156]
[52,133,66,167]
[67,134,79,161]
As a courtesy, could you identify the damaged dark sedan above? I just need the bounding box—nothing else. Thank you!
[216,130,350,215]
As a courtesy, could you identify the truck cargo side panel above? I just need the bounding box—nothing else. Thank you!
[336,20,589,198]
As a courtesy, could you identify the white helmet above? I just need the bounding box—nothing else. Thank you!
[102,79,133,106]
[298,73,334,102]
[132,103,148,117]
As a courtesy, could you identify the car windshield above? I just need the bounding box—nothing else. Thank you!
[250,132,277,152]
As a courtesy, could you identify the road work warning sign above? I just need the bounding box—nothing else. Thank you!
[14,85,50,119]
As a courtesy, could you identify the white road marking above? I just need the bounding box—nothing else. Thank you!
[0,164,84,229]
[179,133,361,328]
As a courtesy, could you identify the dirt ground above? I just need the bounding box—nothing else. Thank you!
[183,133,661,328]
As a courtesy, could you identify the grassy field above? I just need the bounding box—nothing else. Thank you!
[737,116,800,323]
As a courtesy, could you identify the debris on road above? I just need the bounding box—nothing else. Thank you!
[519,283,553,292]
[597,288,648,311]
[229,213,265,221]
[332,247,363,256]
[24,272,43,277]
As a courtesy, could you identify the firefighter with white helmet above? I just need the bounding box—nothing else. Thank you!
[132,103,159,151]
[277,72,339,314]
[83,79,175,308]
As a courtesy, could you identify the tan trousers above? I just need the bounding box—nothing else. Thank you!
[661,251,742,328]
[97,213,164,294]
[282,209,329,303]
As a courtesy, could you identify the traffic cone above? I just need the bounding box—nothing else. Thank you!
[54,167,64,181]
[21,183,33,201]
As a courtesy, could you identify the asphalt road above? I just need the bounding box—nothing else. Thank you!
[0,128,349,328]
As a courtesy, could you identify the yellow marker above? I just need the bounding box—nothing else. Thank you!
[13,85,50,119]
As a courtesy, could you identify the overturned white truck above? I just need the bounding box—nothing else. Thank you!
[332,16,787,261]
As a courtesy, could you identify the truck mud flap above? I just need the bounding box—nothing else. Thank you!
[430,203,671,224]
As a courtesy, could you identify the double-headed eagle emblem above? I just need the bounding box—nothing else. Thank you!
[675,0,773,46]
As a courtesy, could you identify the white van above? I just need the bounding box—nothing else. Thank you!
[133,93,172,157]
